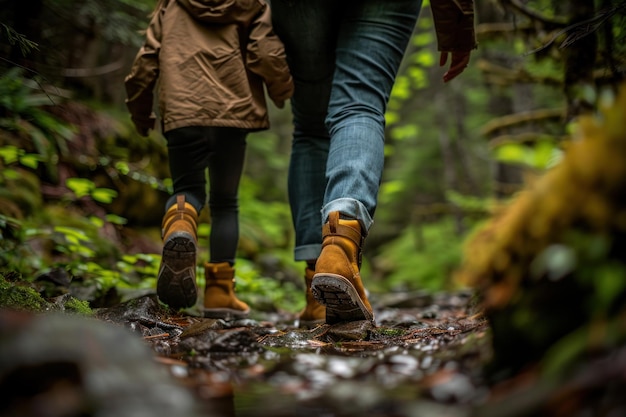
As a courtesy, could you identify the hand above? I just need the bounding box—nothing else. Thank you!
[440,51,471,83]
[132,114,156,137]
[273,100,285,109]
[135,124,151,137]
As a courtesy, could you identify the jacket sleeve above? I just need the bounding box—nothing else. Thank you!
[430,0,477,52]
[246,1,294,106]
[124,4,164,134]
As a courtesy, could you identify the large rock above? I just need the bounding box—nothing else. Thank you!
[0,310,208,417]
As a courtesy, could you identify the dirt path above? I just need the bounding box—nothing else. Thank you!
[95,291,491,417]
[3,289,621,416]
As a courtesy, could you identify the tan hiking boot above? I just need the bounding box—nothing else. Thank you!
[312,211,374,324]
[203,262,250,320]
[297,267,325,328]
[157,195,198,309]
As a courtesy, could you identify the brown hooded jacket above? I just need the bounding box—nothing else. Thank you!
[124,0,294,135]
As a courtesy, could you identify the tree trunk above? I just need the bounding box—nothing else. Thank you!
[563,0,598,120]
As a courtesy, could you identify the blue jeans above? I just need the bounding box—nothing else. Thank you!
[271,0,422,261]
[164,126,247,265]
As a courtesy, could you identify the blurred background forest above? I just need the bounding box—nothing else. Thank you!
[0,0,625,314]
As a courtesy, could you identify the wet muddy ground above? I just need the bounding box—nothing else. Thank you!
[3,288,622,417]
[95,290,491,417]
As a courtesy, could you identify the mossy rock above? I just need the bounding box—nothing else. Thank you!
[457,84,626,378]
[0,276,46,312]
[0,274,93,315]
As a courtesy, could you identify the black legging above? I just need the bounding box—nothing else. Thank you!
[164,126,247,265]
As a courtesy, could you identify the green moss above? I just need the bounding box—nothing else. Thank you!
[64,297,93,315]
[0,275,46,312]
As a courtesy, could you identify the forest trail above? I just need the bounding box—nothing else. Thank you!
[2,286,623,416]
[1,290,494,417]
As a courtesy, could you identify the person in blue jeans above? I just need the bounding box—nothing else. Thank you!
[271,0,477,327]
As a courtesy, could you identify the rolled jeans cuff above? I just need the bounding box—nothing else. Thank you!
[294,243,322,262]
[322,198,374,235]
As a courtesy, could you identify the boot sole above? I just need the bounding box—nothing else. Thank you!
[311,273,374,324]
[157,232,197,309]
[203,307,250,320]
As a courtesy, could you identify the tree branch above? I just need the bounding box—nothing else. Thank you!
[488,132,569,148]
[476,22,535,38]
[481,108,565,137]
[476,59,563,87]
[61,59,126,78]
[499,0,568,27]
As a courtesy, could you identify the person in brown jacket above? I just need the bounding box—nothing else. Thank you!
[125,0,293,318]
[270,0,477,327]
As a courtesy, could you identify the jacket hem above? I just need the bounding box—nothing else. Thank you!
[164,118,269,132]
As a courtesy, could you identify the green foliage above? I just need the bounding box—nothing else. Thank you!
[0,68,75,180]
[117,254,160,288]
[233,259,304,313]
[445,190,493,214]
[0,207,155,303]
[46,220,160,295]
[0,24,39,56]
[71,262,128,293]
[380,33,494,237]
[0,215,41,273]
[244,129,290,201]
[411,31,435,48]
[378,180,407,206]
[524,58,563,82]
[53,226,96,258]
[238,176,293,254]
[388,124,420,143]
[386,1,436,126]
[96,132,172,195]
[0,73,148,298]
[0,146,40,169]
[66,177,119,204]
[372,217,467,292]
[493,138,564,170]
